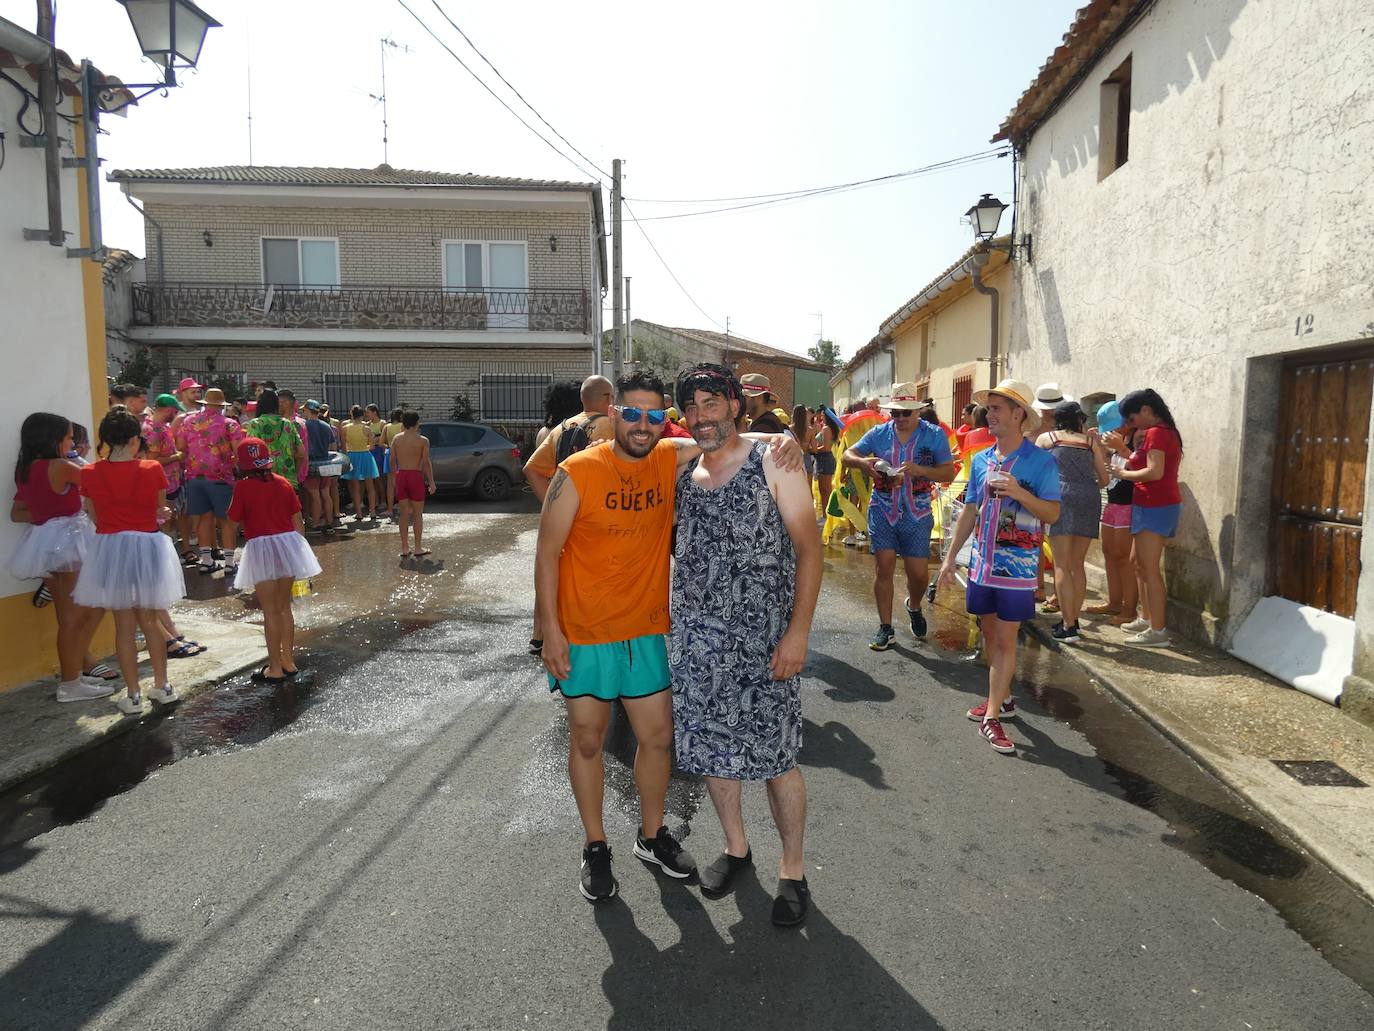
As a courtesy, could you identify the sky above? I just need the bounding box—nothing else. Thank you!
[2,0,1080,360]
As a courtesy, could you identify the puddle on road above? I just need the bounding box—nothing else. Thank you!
[1,529,1371,995]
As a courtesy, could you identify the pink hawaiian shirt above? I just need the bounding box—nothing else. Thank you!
[175,409,245,484]
[142,414,182,492]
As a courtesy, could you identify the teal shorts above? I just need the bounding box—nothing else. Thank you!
[548,634,670,701]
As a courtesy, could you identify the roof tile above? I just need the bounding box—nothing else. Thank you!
[107,164,596,191]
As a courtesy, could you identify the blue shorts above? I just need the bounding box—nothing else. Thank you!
[966,582,1036,622]
[868,510,933,559]
[1132,503,1181,538]
[548,634,670,701]
[184,478,233,518]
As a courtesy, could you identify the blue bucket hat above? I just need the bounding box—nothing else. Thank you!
[1095,399,1124,434]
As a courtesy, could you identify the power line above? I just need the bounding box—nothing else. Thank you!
[427,0,610,181]
[628,149,1009,222]
[393,0,601,183]
[622,199,725,331]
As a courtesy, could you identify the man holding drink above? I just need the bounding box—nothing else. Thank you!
[938,380,1061,754]
[842,382,955,650]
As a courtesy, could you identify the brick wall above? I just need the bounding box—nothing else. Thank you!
[727,355,804,411]
[141,203,595,292]
[155,343,595,420]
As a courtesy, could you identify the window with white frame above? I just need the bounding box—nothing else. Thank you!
[442,240,529,329]
[262,237,340,288]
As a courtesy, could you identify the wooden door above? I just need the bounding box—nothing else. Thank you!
[1270,348,1373,617]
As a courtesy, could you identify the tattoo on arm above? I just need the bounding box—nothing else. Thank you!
[544,469,569,508]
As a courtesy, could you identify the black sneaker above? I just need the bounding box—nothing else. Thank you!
[633,826,697,879]
[904,597,927,639]
[580,841,617,902]
[869,624,896,651]
[926,580,937,603]
[1052,622,1081,644]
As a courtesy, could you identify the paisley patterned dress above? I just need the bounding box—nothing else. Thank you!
[670,442,801,781]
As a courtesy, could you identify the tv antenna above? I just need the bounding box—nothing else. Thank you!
[810,312,823,343]
[371,36,413,165]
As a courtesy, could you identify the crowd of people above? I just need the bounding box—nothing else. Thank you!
[7,377,439,713]
[530,368,1184,919]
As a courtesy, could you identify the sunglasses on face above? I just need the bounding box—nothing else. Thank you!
[612,405,667,425]
[890,410,917,419]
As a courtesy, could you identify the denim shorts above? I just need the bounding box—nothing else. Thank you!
[965,582,1036,622]
[548,634,670,701]
[868,510,933,559]
[184,478,233,518]
[1132,502,1181,538]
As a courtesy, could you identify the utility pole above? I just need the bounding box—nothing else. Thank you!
[611,158,624,383]
[36,0,63,247]
[624,276,632,364]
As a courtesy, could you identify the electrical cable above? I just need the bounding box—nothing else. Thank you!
[629,150,1008,222]
[621,199,725,331]
[629,147,1007,203]
[393,0,602,183]
[427,0,610,181]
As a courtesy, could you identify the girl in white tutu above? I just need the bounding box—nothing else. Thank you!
[7,413,109,703]
[73,408,186,715]
[226,437,321,683]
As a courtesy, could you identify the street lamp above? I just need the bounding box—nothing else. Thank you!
[115,0,220,91]
[963,192,1031,263]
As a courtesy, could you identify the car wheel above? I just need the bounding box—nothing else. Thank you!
[472,467,511,502]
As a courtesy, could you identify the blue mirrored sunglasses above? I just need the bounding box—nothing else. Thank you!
[613,405,667,425]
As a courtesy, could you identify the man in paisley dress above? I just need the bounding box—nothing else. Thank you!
[670,365,823,927]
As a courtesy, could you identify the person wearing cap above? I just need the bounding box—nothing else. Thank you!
[175,376,204,414]
[938,380,1061,755]
[1035,400,1109,644]
[302,400,341,534]
[175,387,246,572]
[740,374,785,433]
[1085,400,1141,625]
[842,382,955,649]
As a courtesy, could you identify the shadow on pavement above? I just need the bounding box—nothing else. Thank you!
[800,717,889,791]
[593,867,943,1030]
[805,652,894,703]
[0,894,173,1031]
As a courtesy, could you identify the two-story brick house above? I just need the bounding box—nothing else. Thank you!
[108,165,606,421]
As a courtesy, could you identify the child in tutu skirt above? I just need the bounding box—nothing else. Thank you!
[73,409,186,715]
[7,412,108,702]
[226,438,322,683]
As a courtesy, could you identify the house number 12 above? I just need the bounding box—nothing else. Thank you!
[1295,313,1315,336]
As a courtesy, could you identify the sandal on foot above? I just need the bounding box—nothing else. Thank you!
[166,641,197,659]
[282,667,300,678]
[250,666,287,684]
[771,877,810,927]
[175,635,208,655]
[82,662,119,681]
[32,583,52,608]
[413,548,432,557]
[699,849,753,898]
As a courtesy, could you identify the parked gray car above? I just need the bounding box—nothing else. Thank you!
[419,421,525,501]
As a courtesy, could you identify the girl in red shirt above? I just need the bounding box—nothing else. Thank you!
[227,438,321,684]
[7,412,107,702]
[73,409,186,714]
[1115,388,1185,647]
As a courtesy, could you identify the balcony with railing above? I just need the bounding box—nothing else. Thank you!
[130,282,591,334]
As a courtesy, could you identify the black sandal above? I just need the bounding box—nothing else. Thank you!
[251,666,286,684]
[771,876,810,927]
[699,849,752,898]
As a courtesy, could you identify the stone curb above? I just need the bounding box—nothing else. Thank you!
[1021,618,1374,904]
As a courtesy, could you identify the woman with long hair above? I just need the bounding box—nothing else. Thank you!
[791,404,814,498]
[1115,389,1184,647]
[1084,401,1140,626]
[810,407,841,521]
[1036,401,1109,643]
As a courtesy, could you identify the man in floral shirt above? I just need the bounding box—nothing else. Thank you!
[144,393,187,553]
[175,387,246,572]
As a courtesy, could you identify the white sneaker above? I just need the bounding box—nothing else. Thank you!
[843,535,858,547]
[855,532,869,544]
[115,693,145,715]
[1125,628,1171,647]
[56,678,117,703]
[1120,617,1150,633]
[149,684,178,706]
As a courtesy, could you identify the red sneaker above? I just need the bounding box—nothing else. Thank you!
[967,698,1017,721]
[980,717,1015,754]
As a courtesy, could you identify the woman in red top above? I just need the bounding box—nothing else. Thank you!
[7,412,108,702]
[226,438,322,684]
[1115,389,1185,647]
[73,409,186,714]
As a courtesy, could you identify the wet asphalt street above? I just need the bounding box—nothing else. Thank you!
[1,495,1372,1030]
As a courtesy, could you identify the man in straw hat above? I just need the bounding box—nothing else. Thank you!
[841,381,954,650]
[175,387,246,572]
[938,379,1061,755]
[739,373,785,433]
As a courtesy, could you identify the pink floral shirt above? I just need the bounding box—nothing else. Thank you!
[142,414,181,491]
[175,409,245,484]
